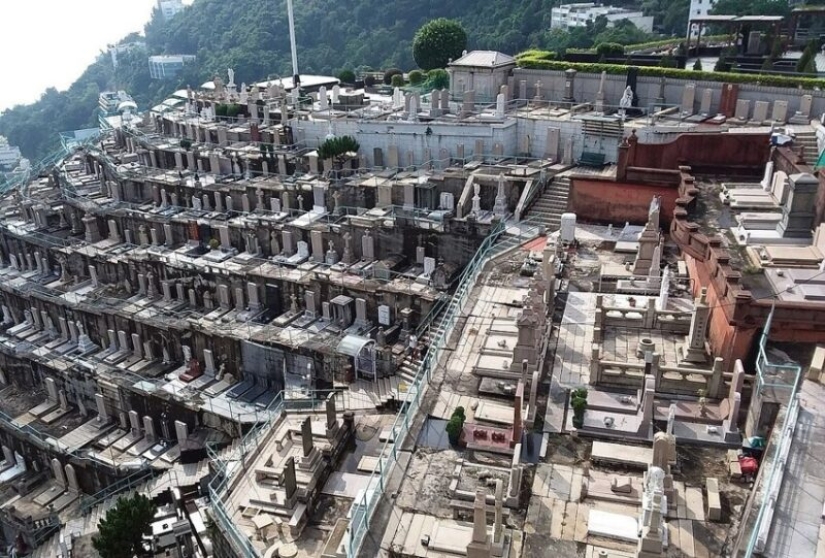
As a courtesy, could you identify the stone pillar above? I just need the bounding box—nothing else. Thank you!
[467,489,492,558]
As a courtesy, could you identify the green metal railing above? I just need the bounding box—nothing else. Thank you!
[78,467,155,515]
[739,306,803,557]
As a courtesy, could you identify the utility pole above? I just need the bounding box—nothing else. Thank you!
[286,0,300,100]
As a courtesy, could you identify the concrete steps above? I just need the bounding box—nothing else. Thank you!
[793,129,818,164]
[527,175,571,231]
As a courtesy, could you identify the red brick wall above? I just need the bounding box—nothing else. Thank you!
[625,132,771,174]
[569,176,680,226]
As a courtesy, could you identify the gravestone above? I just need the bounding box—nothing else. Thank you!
[753,100,769,122]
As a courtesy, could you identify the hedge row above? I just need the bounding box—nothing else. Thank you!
[564,35,730,56]
[513,57,825,89]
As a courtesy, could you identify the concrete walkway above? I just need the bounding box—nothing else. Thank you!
[764,380,825,558]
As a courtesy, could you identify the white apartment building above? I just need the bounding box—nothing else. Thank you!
[0,136,22,172]
[687,0,716,37]
[157,0,184,20]
[550,2,654,33]
[148,54,197,80]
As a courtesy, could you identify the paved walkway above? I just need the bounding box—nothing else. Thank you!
[764,380,825,558]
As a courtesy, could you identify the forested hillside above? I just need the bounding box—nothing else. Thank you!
[1,0,685,162]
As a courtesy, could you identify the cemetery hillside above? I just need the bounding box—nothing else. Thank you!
[0,0,700,162]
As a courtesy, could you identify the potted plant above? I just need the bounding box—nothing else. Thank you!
[571,388,588,429]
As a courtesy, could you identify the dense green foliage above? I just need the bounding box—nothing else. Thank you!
[408,70,425,85]
[796,40,819,75]
[0,0,813,163]
[710,0,791,17]
[92,493,156,558]
[317,135,360,164]
[337,69,356,84]
[413,18,468,70]
[445,406,466,445]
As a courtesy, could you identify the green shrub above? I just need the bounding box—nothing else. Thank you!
[446,415,464,445]
[571,388,588,429]
[513,55,825,89]
[409,70,425,85]
[693,58,703,71]
[337,69,356,84]
[452,406,466,420]
[179,138,192,150]
[384,68,403,85]
[596,42,625,57]
[391,74,405,88]
[425,69,450,90]
[364,75,376,87]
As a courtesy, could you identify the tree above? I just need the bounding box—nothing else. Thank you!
[337,69,356,84]
[413,18,467,71]
[711,0,790,17]
[92,493,156,558]
[693,58,703,71]
[796,40,818,75]
[593,20,650,46]
[391,74,405,88]
[317,135,360,165]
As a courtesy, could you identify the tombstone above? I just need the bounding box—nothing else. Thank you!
[772,100,788,123]
[562,69,577,103]
[204,349,216,374]
[127,332,140,358]
[117,330,129,353]
[310,230,324,261]
[233,286,244,311]
[734,99,750,121]
[129,409,141,435]
[247,282,261,311]
[143,340,155,361]
[217,226,231,251]
[45,377,59,402]
[283,456,297,501]
[52,458,66,488]
[55,317,68,339]
[163,223,174,248]
[299,416,315,458]
[159,280,171,302]
[104,219,120,243]
[753,100,770,122]
[681,83,696,114]
[143,416,156,442]
[800,94,813,119]
[95,393,108,423]
[217,284,231,309]
[282,230,295,256]
[174,420,189,445]
[699,88,712,115]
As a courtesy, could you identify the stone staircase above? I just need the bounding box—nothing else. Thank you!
[792,126,819,164]
[525,174,571,231]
